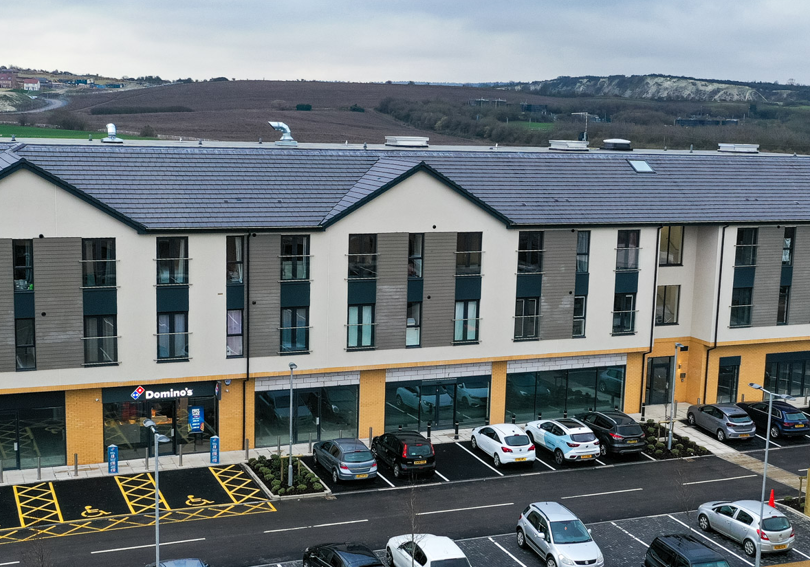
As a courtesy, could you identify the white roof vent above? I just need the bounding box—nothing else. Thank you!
[385,136,429,147]
[717,143,759,154]
[101,123,123,144]
[549,140,589,151]
[601,138,633,151]
[268,121,298,147]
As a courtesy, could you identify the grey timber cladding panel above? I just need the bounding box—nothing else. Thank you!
[0,240,15,372]
[33,238,84,370]
[375,233,409,350]
[789,226,810,325]
[540,230,577,340]
[248,234,281,357]
[751,227,783,327]
[422,232,456,347]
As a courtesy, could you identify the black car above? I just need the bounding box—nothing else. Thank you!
[737,400,810,438]
[645,534,729,567]
[303,542,384,567]
[576,410,645,456]
[371,431,435,479]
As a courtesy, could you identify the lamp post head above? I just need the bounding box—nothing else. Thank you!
[156,434,171,444]
[143,419,157,428]
[748,383,763,390]
[289,362,297,370]
[675,342,685,349]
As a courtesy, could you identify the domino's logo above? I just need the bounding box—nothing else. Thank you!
[131,386,145,400]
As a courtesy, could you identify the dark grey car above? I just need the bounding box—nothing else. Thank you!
[686,403,756,442]
[313,438,377,483]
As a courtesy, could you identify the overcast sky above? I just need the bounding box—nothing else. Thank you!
[4,0,809,84]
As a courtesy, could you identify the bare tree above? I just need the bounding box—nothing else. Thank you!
[22,535,53,567]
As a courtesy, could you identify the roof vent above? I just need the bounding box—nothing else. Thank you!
[718,143,759,154]
[549,140,589,151]
[101,123,123,144]
[268,121,298,147]
[385,136,429,147]
[601,138,633,151]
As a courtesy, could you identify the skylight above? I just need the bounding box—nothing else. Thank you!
[628,160,655,173]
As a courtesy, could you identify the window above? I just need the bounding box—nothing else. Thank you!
[15,318,35,370]
[730,287,753,327]
[408,234,423,278]
[157,312,188,360]
[82,238,116,287]
[778,286,790,325]
[454,300,479,342]
[226,236,244,283]
[656,285,680,325]
[616,230,640,270]
[406,302,421,346]
[226,309,243,357]
[281,235,310,280]
[576,231,590,273]
[612,293,636,334]
[347,305,374,348]
[156,237,188,284]
[514,298,539,340]
[84,315,117,364]
[348,234,376,278]
[456,232,482,275]
[281,307,309,352]
[573,296,587,337]
[13,239,33,291]
[659,226,683,266]
[735,228,757,266]
[517,231,543,273]
[783,227,796,266]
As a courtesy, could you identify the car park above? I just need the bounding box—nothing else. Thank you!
[386,534,471,567]
[697,499,795,556]
[525,418,600,465]
[516,501,604,567]
[644,534,729,567]
[470,423,536,467]
[303,542,384,567]
[737,400,810,438]
[312,438,377,483]
[686,403,756,442]
[371,431,435,479]
[576,410,644,456]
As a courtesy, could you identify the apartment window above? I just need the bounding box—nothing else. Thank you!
[82,238,116,287]
[616,230,640,271]
[157,312,189,360]
[347,305,374,349]
[612,293,636,334]
[281,307,309,353]
[576,231,590,273]
[156,237,189,284]
[281,235,310,280]
[408,234,423,278]
[514,298,539,340]
[655,285,680,325]
[15,318,35,370]
[778,286,790,325]
[226,309,243,357]
[454,300,479,343]
[406,302,421,346]
[456,232,482,275]
[573,296,586,337]
[783,227,796,266]
[735,228,758,266]
[659,226,683,266]
[13,239,33,291]
[84,315,117,364]
[226,236,244,284]
[730,287,753,327]
[517,231,543,274]
[348,234,377,279]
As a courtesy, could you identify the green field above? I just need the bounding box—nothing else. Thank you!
[513,121,555,131]
[0,124,144,140]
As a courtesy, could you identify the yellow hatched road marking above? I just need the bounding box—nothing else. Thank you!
[13,482,63,527]
[210,465,265,503]
[115,473,170,514]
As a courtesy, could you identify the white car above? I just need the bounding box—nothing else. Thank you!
[471,423,536,467]
[386,534,471,567]
[525,418,600,465]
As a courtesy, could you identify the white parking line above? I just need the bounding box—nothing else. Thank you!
[641,452,656,461]
[488,536,529,567]
[682,474,757,485]
[0,562,21,566]
[377,472,395,487]
[610,521,648,548]
[534,457,556,471]
[417,502,514,516]
[91,538,205,554]
[435,470,450,482]
[755,434,782,447]
[795,549,810,560]
[455,442,504,476]
[264,519,368,534]
[667,515,754,566]
[595,458,607,466]
[561,487,642,500]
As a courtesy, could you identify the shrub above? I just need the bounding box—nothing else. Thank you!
[680,436,690,445]
[784,496,794,503]
[675,444,684,451]
[248,458,258,466]
[647,427,656,436]
[46,110,86,131]
[686,448,695,456]
[698,446,709,455]
[671,449,681,458]
[654,449,664,456]
[655,442,665,450]
[296,103,312,111]
[140,124,156,137]
[646,444,656,453]
[646,419,655,425]
[277,488,286,496]
[257,455,267,463]
[313,483,323,491]
[297,484,308,491]
[349,104,365,112]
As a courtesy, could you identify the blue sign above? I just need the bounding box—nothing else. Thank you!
[108,445,118,474]
[210,436,220,464]
[189,406,204,433]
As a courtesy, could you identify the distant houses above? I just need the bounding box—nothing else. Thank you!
[0,72,18,89]
[22,78,41,91]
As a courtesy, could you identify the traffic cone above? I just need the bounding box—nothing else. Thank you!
[768,489,775,507]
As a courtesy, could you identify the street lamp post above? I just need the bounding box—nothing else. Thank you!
[667,343,686,450]
[143,419,171,567]
[288,362,297,487]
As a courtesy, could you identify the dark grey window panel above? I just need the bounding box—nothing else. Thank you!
[0,239,15,372]
[540,230,577,340]
[0,390,64,411]
[790,226,810,325]
[280,281,310,308]
[422,232,456,348]
[751,226,782,327]
[375,233,408,351]
[733,266,756,289]
[719,356,741,366]
[83,289,117,316]
[227,284,245,310]
[615,271,639,294]
[407,279,423,303]
[348,280,377,305]
[248,234,281,358]
[156,286,189,313]
[14,292,35,319]
[33,238,84,370]
[516,274,542,299]
[781,266,793,287]
[575,273,589,296]
[765,351,810,364]
[455,276,482,301]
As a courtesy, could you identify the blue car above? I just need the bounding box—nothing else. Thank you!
[737,401,810,439]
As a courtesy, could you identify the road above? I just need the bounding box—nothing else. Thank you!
[7,96,66,114]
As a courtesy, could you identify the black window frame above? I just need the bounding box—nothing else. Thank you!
[783,227,796,266]
[735,228,758,267]
[517,231,543,274]
[454,299,480,343]
[156,311,189,361]
[82,238,116,287]
[659,225,684,266]
[83,314,118,365]
[573,295,587,337]
[576,231,590,273]
[730,287,753,327]
[226,235,245,284]
[15,317,36,371]
[406,301,421,347]
[612,293,636,335]
[281,306,309,353]
[408,233,424,278]
[156,237,189,285]
[12,239,34,291]
[778,285,790,325]
[456,232,483,276]
[281,234,310,281]
[616,230,640,271]
[514,297,540,341]
[655,285,680,326]
[348,234,377,279]
[347,304,375,349]
[226,308,244,357]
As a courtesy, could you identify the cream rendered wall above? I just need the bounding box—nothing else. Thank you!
[656,225,698,339]
[688,226,723,343]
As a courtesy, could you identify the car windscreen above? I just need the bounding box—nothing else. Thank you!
[505,435,531,447]
[550,519,592,544]
[406,443,432,457]
[337,549,384,567]
[617,424,643,436]
[570,432,596,442]
[344,450,374,463]
[694,562,730,567]
[784,412,807,421]
[727,414,752,423]
[431,559,471,567]
[762,516,791,531]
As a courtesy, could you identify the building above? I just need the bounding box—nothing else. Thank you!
[0,72,18,89]
[22,79,40,92]
[1,138,809,470]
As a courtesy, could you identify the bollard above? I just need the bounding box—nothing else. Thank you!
[37,457,41,480]
[308,432,312,454]
[145,446,149,470]
[179,444,184,467]
[398,424,402,432]
[277,436,281,455]
[454,422,459,440]
[563,411,568,419]
[0,460,3,483]
[538,413,542,421]
[741,394,745,403]
[511,414,516,425]
[244,438,250,461]
[427,422,432,439]
[339,429,343,439]
[641,403,646,419]
[697,397,701,405]
[485,418,490,426]
[369,426,373,447]
[74,453,78,477]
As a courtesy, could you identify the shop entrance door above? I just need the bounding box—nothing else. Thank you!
[646,357,672,405]
[148,401,176,456]
[419,383,456,430]
[0,412,19,470]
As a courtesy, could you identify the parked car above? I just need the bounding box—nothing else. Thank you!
[371,431,435,479]
[457,382,488,408]
[524,418,600,465]
[146,560,209,567]
[386,534,471,567]
[597,367,624,397]
[737,400,810,439]
[470,423,536,467]
[697,499,795,556]
[686,403,756,442]
[303,542,384,567]
[257,393,314,427]
[516,501,604,567]
[644,534,729,567]
[312,438,377,483]
[576,410,645,456]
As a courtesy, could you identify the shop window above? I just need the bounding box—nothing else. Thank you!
[517,231,543,274]
[454,300,479,343]
[348,234,377,279]
[616,230,640,271]
[281,235,310,280]
[82,238,116,287]
[384,377,489,432]
[226,236,244,284]
[3,405,66,470]
[573,296,586,337]
[157,312,189,360]
[456,232,482,275]
[717,364,739,404]
[730,287,753,327]
[659,226,683,266]
[612,293,636,334]
[406,302,421,347]
[576,231,590,273]
[765,359,810,398]
[782,227,795,266]
[347,305,374,349]
[15,318,36,370]
[13,239,33,291]
[778,286,790,325]
[514,298,539,340]
[156,237,189,284]
[408,234,424,278]
[655,285,680,325]
[735,228,758,266]
[84,315,117,365]
[281,307,309,353]
[226,309,243,357]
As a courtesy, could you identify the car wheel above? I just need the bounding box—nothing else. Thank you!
[598,381,607,393]
[396,395,404,407]
[546,557,557,567]
[494,454,501,468]
[599,443,607,457]
[386,547,394,566]
[698,514,711,532]
[554,449,564,465]
[744,539,757,557]
[471,436,478,449]
[716,429,726,442]
[303,559,312,567]
[687,413,696,426]
[371,446,378,458]
[770,425,780,439]
[526,431,535,444]
[332,468,339,484]
[516,528,527,549]
[393,464,402,479]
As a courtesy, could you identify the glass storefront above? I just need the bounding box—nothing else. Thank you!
[384,376,490,432]
[0,392,66,471]
[505,366,625,423]
[255,385,359,447]
[765,356,810,398]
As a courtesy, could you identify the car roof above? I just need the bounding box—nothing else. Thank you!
[732,500,784,518]
[333,439,370,451]
[598,410,636,424]
[530,501,578,521]
[388,431,429,442]
[710,404,749,415]
[490,423,526,436]
[656,534,724,560]
[556,418,590,431]
[151,560,207,567]
[418,535,465,559]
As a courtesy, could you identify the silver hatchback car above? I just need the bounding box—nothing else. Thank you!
[697,499,795,556]
[686,403,756,442]
[517,501,604,567]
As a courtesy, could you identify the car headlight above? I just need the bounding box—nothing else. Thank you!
[559,555,574,566]
[598,551,604,562]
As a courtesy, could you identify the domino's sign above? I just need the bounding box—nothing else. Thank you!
[131,385,195,400]
[104,382,216,404]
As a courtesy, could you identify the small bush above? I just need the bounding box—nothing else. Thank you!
[277,488,286,496]
[680,436,690,445]
[297,484,307,491]
[349,104,365,112]
[140,124,156,137]
[296,103,312,111]
[248,458,258,466]
[46,110,86,131]
[647,427,656,436]
[654,449,664,457]
[671,449,681,458]
[257,455,267,463]
[646,444,656,453]
[675,444,684,451]
[313,483,323,491]
[686,448,695,456]
[655,442,665,450]
[784,496,794,503]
